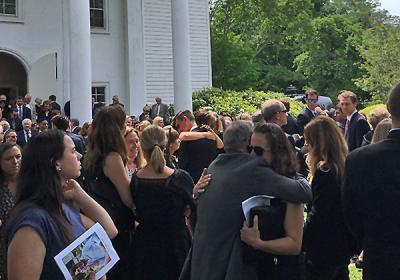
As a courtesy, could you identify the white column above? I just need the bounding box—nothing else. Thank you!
[68,0,92,123]
[125,0,146,117]
[171,0,192,113]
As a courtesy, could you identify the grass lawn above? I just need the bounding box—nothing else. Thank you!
[349,264,362,280]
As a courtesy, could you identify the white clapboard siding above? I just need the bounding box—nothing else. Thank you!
[143,0,174,105]
[189,0,212,90]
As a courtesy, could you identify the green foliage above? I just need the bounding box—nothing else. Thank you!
[294,14,367,101]
[210,0,400,106]
[211,33,261,90]
[193,87,305,117]
[355,24,400,104]
[360,103,386,117]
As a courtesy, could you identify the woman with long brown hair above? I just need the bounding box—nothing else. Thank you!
[84,105,133,280]
[303,116,355,280]
[6,130,116,280]
[240,123,305,280]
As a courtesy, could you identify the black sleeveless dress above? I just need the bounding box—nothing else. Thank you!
[130,169,194,280]
[87,171,134,280]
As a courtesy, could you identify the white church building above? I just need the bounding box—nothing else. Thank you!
[0,0,212,122]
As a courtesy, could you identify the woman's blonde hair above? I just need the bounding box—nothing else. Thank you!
[153,116,164,127]
[304,116,348,186]
[371,118,392,144]
[140,125,167,173]
[124,126,146,169]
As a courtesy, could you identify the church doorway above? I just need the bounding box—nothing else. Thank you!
[0,51,28,104]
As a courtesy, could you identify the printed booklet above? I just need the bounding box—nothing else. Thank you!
[54,223,119,280]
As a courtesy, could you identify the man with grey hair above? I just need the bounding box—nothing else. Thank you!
[261,99,288,127]
[24,93,32,110]
[187,120,312,280]
[16,118,38,147]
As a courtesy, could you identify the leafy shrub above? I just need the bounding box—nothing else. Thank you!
[360,104,386,118]
[193,87,305,118]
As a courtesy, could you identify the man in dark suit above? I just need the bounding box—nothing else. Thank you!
[7,108,23,132]
[343,82,400,280]
[49,94,61,115]
[70,118,81,134]
[280,99,299,135]
[109,95,124,107]
[338,90,370,151]
[189,121,312,280]
[150,96,169,124]
[16,118,38,147]
[173,110,219,183]
[52,115,86,155]
[297,89,319,135]
[15,97,32,120]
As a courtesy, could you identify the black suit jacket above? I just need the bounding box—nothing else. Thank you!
[178,127,219,183]
[7,117,23,132]
[22,105,32,120]
[346,112,370,151]
[16,129,39,147]
[297,108,315,135]
[282,113,299,135]
[16,105,32,120]
[66,131,86,155]
[343,129,400,279]
[150,103,169,122]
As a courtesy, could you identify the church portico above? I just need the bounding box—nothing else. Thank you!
[0,0,211,123]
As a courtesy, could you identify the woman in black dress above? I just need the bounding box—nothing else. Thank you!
[303,116,355,280]
[84,106,134,280]
[130,125,195,280]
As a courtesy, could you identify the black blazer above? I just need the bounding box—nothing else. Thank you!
[346,112,370,151]
[37,111,54,128]
[297,108,315,135]
[66,131,86,155]
[16,129,39,147]
[15,105,32,120]
[282,113,299,135]
[343,129,400,279]
[177,127,219,183]
[304,168,356,265]
[7,117,23,132]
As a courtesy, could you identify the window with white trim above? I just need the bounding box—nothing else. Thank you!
[90,0,105,29]
[0,0,16,16]
[92,86,106,103]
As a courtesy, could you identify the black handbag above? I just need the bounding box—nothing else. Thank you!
[243,198,286,264]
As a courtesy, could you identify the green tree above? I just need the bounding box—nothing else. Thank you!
[294,14,367,101]
[355,24,400,103]
[211,33,261,90]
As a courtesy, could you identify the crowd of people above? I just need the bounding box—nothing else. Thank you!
[0,83,399,280]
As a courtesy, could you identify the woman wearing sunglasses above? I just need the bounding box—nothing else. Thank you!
[240,123,305,280]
